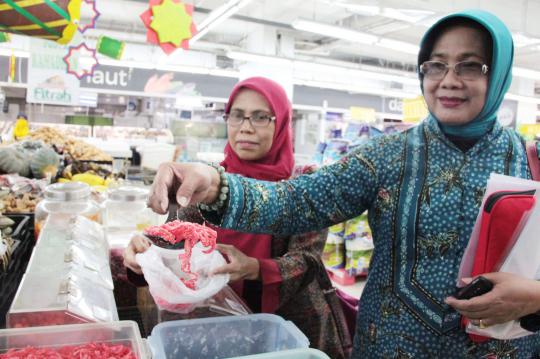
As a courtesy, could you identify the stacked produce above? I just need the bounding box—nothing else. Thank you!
[28,127,113,162]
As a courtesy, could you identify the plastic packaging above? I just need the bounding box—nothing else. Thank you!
[147,314,309,359]
[34,182,101,239]
[136,244,229,313]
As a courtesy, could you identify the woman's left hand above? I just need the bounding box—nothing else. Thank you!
[445,272,540,327]
[212,244,260,282]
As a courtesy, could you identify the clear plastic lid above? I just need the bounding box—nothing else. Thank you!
[108,186,149,202]
[9,271,118,323]
[44,182,91,201]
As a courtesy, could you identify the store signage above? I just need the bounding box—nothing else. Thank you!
[26,39,80,106]
[81,65,236,99]
[402,96,428,123]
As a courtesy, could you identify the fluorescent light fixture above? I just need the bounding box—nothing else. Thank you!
[190,0,253,45]
[0,48,30,58]
[380,8,434,23]
[292,18,378,44]
[327,2,433,23]
[226,51,292,66]
[512,32,540,48]
[513,67,540,81]
[227,51,419,86]
[505,93,540,105]
[377,38,419,55]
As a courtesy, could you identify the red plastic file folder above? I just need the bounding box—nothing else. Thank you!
[471,190,536,276]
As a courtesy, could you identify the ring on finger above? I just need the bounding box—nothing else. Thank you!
[479,319,487,329]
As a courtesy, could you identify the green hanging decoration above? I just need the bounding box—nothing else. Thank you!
[97,35,125,60]
[0,32,10,43]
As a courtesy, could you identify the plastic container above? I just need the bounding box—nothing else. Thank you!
[138,143,176,171]
[8,215,117,328]
[8,271,118,328]
[104,186,157,231]
[0,320,148,358]
[34,182,101,239]
[147,313,309,359]
[239,348,330,359]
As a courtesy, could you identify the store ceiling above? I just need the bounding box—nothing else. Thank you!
[91,0,540,74]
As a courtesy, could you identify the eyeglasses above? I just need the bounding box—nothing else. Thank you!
[420,60,489,81]
[223,110,276,128]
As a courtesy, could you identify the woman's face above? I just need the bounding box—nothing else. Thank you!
[227,89,276,161]
[423,26,489,126]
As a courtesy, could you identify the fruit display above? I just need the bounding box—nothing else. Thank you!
[28,127,113,162]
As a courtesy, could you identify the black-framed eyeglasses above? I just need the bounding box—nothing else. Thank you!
[420,60,489,81]
[223,110,276,128]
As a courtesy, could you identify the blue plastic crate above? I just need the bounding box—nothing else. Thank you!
[148,313,309,359]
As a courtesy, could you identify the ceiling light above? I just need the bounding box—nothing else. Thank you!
[380,8,434,23]
[513,67,540,81]
[377,38,419,55]
[190,0,253,45]
[292,18,378,44]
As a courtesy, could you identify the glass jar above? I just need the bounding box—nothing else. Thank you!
[34,182,101,240]
[104,186,157,231]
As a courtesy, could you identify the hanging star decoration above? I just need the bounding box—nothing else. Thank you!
[63,43,99,79]
[140,0,197,55]
[78,0,101,33]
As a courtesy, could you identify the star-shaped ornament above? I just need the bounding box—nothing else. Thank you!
[63,43,99,79]
[79,0,101,33]
[140,0,197,55]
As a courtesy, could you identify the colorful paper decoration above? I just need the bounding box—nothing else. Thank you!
[0,32,10,43]
[78,0,100,33]
[63,43,98,79]
[140,0,197,55]
[0,0,81,44]
[97,35,125,59]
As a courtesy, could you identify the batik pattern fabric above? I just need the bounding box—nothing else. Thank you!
[204,116,539,359]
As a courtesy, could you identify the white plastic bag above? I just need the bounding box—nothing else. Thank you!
[136,243,229,313]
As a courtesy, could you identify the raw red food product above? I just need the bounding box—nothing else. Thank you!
[0,343,136,359]
[144,220,217,289]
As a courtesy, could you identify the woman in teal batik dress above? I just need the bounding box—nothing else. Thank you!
[147,10,540,359]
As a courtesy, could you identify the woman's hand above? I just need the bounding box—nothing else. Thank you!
[445,272,540,327]
[212,244,260,282]
[123,234,151,274]
[147,162,221,214]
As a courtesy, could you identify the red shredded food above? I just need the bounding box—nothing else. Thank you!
[0,343,137,359]
[144,220,217,289]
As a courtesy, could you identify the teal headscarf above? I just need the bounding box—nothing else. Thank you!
[418,10,514,139]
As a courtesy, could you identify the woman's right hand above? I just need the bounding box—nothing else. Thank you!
[147,162,221,214]
[123,234,151,274]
